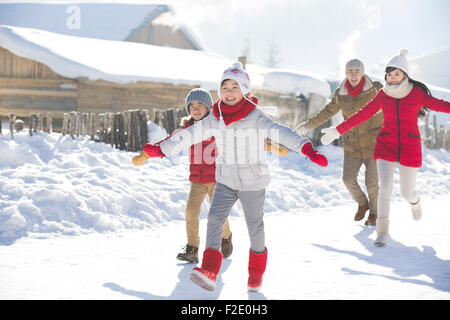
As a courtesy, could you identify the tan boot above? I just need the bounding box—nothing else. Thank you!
[177,244,199,263]
[354,203,369,221]
[374,218,389,247]
[221,233,233,258]
[364,212,377,226]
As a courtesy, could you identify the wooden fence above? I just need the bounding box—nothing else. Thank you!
[60,110,149,152]
[423,115,450,150]
[2,109,450,152]
[1,108,186,152]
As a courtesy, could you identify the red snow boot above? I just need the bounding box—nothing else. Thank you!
[248,248,267,292]
[190,248,222,291]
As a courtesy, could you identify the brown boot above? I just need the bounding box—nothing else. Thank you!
[177,244,199,263]
[354,203,369,221]
[365,212,377,226]
[221,233,233,258]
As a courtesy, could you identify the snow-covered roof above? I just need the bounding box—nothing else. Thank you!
[0,3,199,45]
[0,25,330,98]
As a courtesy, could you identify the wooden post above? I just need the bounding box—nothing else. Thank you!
[33,113,38,133]
[432,115,438,149]
[154,109,161,127]
[160,111,168,133]
[167,108,176,134]
[69,111,76,139]
[139,109,148,149]
[81,113,87,137]
[46,113,53,134]
[29,113,33,136]
[112,113,118,149]
[437,125,445,149]
[130,111,137,151]
[118,112,126,150]
[102,113,108,143]
[93,113,100,141]
[37,113,43,131]
[77,112,82,137]
[9,113,16,139]
[62,113,69,135]
[107,113,113,148]
[444,130,450,151]
[88,113,94,140]
[126,111,132,151]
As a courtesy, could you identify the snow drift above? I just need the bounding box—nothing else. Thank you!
[1,124,449,246]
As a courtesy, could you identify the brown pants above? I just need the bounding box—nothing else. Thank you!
[185,182,231,247]
[342,152,378,214]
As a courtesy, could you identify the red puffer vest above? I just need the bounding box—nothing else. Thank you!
[337,86,450,167]
[166,117,217,184]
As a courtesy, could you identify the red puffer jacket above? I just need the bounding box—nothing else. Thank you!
[337,86,450,167]
[162,117,217,184]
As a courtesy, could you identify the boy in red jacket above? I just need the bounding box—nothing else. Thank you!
[321,50,450,247]
[132,88,232,262]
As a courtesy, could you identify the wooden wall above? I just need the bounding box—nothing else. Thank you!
[0,47,62,79]
[76,79,199,119]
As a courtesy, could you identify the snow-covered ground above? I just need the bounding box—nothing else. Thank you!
[0,125,449,300]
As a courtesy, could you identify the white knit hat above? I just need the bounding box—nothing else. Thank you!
[219,62,251,95]
[386,49,409,74]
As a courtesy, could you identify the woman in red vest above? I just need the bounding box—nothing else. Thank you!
[321,50,450,247]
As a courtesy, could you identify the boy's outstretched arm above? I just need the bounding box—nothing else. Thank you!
[257,111,328,167]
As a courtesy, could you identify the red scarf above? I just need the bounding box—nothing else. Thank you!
[212,96,258,125]
[345,77,365,98]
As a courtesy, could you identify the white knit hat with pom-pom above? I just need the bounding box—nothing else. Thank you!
[219,61,252,95]
[386,49,409,74]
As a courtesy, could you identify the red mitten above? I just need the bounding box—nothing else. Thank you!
[143,143,165,158]
[301,142,328,167]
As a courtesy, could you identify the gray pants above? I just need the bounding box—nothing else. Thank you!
[206,183,266,253]
[342,152,378,214]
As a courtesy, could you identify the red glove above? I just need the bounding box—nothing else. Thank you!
[143,143,165,158]
[301,142,328,167]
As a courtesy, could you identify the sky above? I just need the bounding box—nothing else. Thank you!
[1,0,449,79]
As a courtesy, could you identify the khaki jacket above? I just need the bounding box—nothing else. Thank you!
[305,75,383,159]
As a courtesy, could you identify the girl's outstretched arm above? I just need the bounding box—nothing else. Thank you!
[422,92,450,113]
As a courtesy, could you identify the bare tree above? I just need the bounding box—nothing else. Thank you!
[265,38,281,68]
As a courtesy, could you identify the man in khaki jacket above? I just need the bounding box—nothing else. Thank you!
[296,59,382,225]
